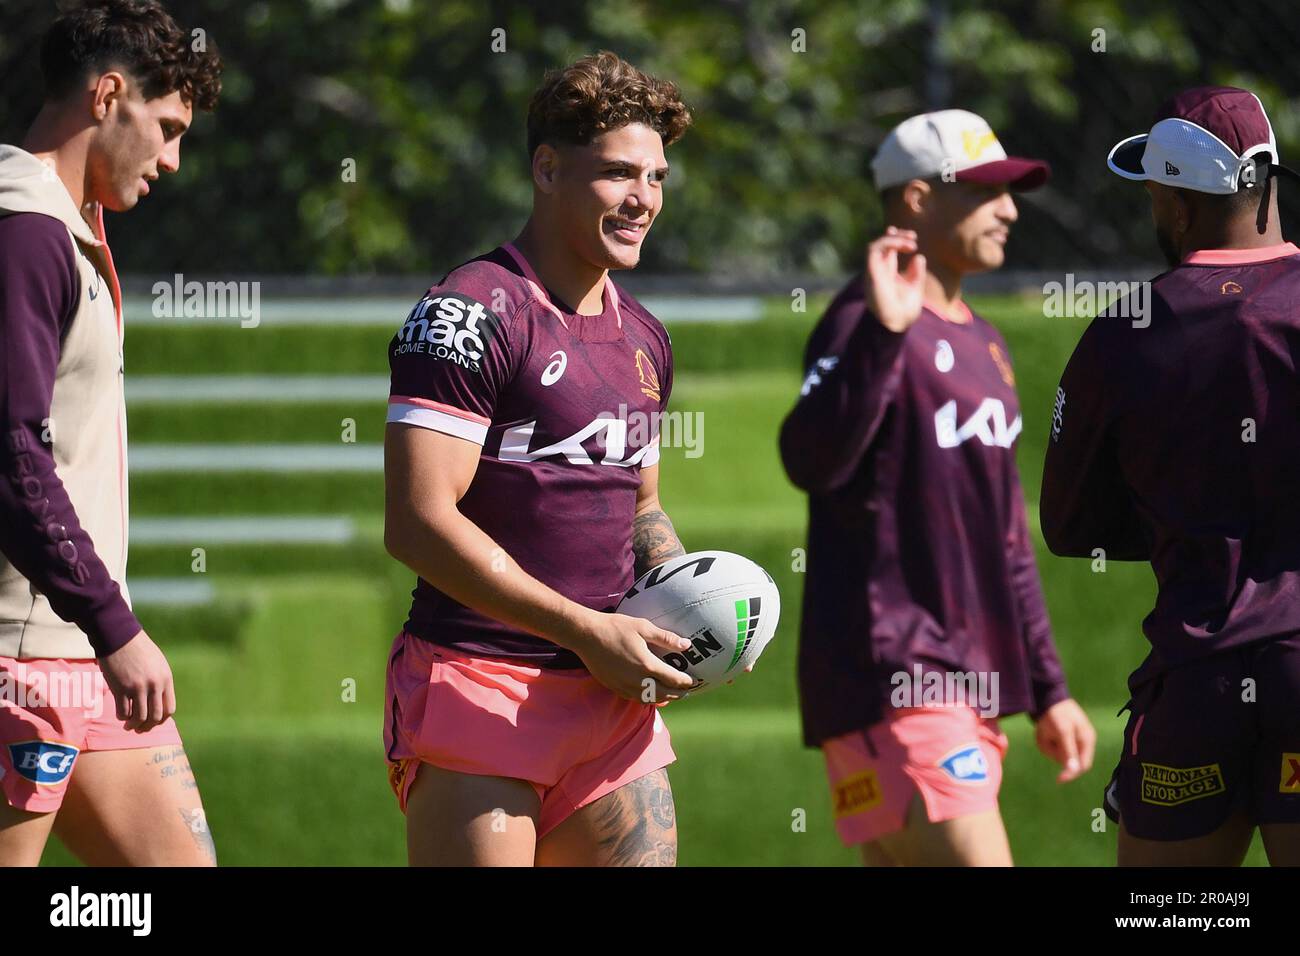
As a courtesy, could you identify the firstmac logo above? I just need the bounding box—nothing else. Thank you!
[393,293,500,373]
[935,398,1022,449]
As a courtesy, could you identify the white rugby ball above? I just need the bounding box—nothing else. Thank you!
[615,550,780,692]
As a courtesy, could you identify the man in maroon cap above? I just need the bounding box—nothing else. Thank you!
[1042,86,1300,866]
[780,109,1095,866]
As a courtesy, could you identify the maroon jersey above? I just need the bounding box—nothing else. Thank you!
[387,244,672,668]
[780,276,1068,746]
[1041,241,1300,693]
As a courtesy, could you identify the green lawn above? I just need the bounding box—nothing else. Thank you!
[39,293,1271,866]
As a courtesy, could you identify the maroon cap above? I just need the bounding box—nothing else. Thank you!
[1109,85,1299,191]
[1156,86,1277,156]
[955,157,1050,190]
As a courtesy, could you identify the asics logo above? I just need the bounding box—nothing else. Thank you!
[541,350,567,386]
[935,339,954,372]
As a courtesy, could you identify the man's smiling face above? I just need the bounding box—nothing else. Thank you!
[546,122,668,272]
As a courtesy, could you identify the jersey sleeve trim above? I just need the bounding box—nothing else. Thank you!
[640,434,661,468]
[387,396,489,445]
[390,394,491,425]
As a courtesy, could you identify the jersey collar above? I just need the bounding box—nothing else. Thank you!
[923,298,974,325]
[502,242,623,330]
[1182,241,1300,266]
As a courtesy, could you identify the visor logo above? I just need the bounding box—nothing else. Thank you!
[961,130,998,160]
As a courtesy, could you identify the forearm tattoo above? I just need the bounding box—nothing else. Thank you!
[633,509,686,578]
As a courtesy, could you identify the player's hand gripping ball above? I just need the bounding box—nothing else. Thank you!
[616,550,780,694]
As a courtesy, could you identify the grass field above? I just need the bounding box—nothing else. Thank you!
[40,290,1272,866]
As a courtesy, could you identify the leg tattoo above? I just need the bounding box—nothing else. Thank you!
[152,747,217,865]
[591,769,677,867]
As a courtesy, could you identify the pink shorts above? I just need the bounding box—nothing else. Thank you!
[383,631,676,838]
[822,706,1009,847]
[0,657,182,814]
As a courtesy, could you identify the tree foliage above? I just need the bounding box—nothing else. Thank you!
[1,0,1295,275]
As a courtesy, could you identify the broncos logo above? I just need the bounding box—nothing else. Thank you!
[635,349,661,401]
[988,342,1015,386]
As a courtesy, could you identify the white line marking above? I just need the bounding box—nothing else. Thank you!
[131,444,382,473]
[132,516,356,544]
[127,375,387,404]
[123,296,764,327]
[128,578,216,607]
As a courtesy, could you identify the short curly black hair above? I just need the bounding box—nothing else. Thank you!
[41,0,222,111]
[526,51,692,164]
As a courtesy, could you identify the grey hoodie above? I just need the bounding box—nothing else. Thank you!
[0,144,139,659]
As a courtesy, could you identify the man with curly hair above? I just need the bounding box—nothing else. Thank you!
[0,0,221,865]
[383,51,698,866]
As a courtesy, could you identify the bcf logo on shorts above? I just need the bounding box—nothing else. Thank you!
[8,741,78,785]
[938,744,989,784]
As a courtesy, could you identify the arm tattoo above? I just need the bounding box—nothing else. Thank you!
[633,509,686,578]
[591,769,678,866]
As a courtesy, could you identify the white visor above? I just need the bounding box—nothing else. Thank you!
[1107,117,1274,194]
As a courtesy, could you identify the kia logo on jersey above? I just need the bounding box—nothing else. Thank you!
[935,398,1022,449]
[497,417,657,467]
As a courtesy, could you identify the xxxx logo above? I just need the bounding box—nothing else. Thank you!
[833,769,882,818]
[1281,753,1300,794]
